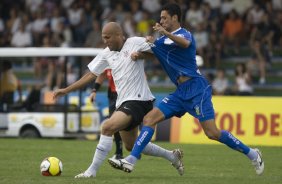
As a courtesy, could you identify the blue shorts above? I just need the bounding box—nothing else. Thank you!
[157,77,215,122]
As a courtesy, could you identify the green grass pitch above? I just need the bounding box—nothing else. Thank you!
[0,138,281,184]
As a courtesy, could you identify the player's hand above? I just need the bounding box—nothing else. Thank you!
[145,36,155,43]
[89,91,97,102]
[53,88,67,101]
[131,52,142,61]
[153,23,167,35]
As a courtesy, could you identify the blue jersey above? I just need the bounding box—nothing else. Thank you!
[151,27,202,85]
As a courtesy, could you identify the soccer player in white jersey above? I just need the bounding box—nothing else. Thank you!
[53,22,184,178]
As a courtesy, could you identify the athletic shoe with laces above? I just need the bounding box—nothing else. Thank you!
[108,158,134,173]
[252,148,264,175]
[171,149,184,176]
[74,171,95,178]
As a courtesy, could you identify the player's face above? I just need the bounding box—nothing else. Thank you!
[160,10,180,32]
[160,10,174,32]
[102,32,123,51]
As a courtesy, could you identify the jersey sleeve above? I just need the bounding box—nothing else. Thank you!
[176,30,192,42]
[132,37,152,53]
[87,49,109,76]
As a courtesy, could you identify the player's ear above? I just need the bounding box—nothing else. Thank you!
[172,15,178,22]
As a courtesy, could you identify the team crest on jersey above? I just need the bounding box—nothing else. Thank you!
[194,105,201,115]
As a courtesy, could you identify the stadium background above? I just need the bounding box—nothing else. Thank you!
[0,0,281,145]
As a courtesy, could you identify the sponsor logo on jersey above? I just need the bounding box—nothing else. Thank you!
[162,97,169,103]
[194,105,201,115]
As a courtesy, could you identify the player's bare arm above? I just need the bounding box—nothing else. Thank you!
[153,23,190,48]
[131,51,155,61]
[90,72,107,102]
[53,72,97,101]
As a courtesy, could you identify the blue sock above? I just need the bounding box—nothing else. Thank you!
[130,126,154,159]
[219,130,250,154]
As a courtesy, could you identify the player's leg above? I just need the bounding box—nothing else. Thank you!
[113,132,123,159]
[119,127,176,163]
[109,126,184,175]
[108,94,123,159]
[124,94,184,166]
[75,111,132,178]
[201,119,264,175]
[126,91,184,163]
[194,80,264,175]
[125,107,165,163]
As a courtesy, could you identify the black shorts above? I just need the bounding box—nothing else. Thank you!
[116,100,154,131]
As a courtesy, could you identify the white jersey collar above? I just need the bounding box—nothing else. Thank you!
[171,27,182,34]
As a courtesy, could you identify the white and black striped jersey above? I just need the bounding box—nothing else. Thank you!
[88,37,155,108]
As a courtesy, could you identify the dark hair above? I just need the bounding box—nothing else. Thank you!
[161,3,182,22]
[235,63,246,76]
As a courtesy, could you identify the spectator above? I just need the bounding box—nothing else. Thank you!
[122,13,136,37]
[142,0,161,19]
[203,0,221,11]
[202,2,217,21]
[21,13,33,33]
[212,68,229,95]
[222,9,243,54]
[272,0,282,11]
[25,0,43,13]
[206,21,222,68]
[50,7,65,34]
[136,11,151,36]
[6,8,21,34]
[68,1,84,45]
[11,23,32,47]
[61,0,75,9]
[185,1,204,31]
[194,23,208,63]
[220,0,234,16]
[277,11,282,47]
[248,41,267,85]
[234,63,253,96]
[31,11,48,33]
[232,0,252,15]
[68,2,83,27]
[34,36,56,79]
[56,20,73,44]
[254,13,276,56]
[129,1,143,23]
[111,3,126,24]
[249,14,275,84]
[247,3,265,26]
[84,20,104,48]
[0,61,20,105]
[0,18,5,33]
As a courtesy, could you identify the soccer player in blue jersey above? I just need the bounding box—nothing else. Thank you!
[109,3,264,176]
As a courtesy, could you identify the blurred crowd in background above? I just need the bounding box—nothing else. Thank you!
[0,0,282,103]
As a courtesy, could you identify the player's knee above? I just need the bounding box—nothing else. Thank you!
[101,120,117,136]
[143,115,156,127]
[205,130,221,140]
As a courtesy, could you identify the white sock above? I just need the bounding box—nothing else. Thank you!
[85,135,113,176]
[142,142,174,162]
